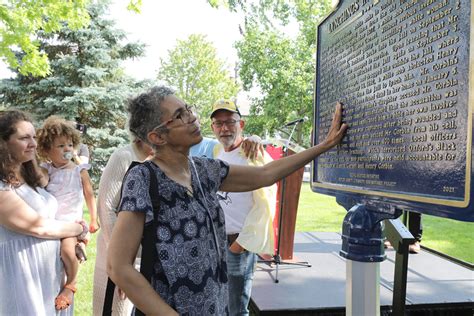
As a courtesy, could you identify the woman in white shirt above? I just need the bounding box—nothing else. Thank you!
[92,136,152,315]
[0,110,88,315]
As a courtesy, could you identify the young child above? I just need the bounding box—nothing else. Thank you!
[36,116,99,310]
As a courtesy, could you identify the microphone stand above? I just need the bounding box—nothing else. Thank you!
[259,120,311,283]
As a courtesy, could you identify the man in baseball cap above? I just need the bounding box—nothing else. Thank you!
[210,98,276,316]
[210,99,241,118]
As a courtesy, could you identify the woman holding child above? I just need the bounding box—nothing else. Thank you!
[0,110,89,315]
[107,86,347,315]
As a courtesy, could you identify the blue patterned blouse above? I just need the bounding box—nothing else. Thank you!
[118,157,230,315]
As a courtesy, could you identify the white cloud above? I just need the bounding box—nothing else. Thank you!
[109,0,243,80]
[0,1,244,80]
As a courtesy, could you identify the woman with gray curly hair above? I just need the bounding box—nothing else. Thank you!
[107,86,347,315]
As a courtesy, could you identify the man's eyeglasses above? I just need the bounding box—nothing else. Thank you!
[154,104,196,130]
[212,119,240,129]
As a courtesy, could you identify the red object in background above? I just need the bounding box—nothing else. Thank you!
[266,144,283,160]
[266,145,283,253]
[265,145,304,260]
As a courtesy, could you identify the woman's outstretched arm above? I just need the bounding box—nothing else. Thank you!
[220,102,348,192]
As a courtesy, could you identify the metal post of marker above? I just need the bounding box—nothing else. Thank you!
[340,203,402,316]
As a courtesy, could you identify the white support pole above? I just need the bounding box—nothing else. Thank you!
[346,260,380,316]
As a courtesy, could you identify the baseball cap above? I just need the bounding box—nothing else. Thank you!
[210,100,241,118]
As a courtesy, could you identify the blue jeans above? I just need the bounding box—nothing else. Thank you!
[226,248,257,316]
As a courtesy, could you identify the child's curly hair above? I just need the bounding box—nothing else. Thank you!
[36,116,82,161]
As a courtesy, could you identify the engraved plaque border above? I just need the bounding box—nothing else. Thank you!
[311,0,473,220]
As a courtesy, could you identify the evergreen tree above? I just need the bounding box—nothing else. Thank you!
[0,1,150,182]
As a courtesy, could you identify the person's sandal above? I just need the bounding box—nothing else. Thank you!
[55,284,76,310]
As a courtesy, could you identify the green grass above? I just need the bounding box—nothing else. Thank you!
[75,185,473,314]
[296,185,347,232]
[296,184,474,264]
[420,214,474,263]
[75,212,97,315]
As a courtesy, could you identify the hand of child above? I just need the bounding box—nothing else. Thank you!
[89,220,100,233]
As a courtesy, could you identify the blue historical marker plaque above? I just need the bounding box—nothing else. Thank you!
[312,0,473,221]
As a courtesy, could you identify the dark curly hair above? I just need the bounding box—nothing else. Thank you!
[127,85,175,149]
[0,110,42,187]
[36,116,81,162]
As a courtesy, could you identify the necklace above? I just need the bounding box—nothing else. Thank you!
[11,180,25,188]
[153,156,193,195]
[189,158,222,262]
[185,186,194,196]
[9,169,24,187]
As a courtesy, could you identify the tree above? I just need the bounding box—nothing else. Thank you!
[0,0,142,77]
[0,0,90,77]
[157,34,239,135]
[212,0,332,146]
[236,28,315,145]
[0,1,149,182]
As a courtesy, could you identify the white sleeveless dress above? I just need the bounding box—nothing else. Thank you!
[42,162,89,221]
[0,180,73,315]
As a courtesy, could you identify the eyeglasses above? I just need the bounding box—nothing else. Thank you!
[154,104,196,130]
[211,119,240,129]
